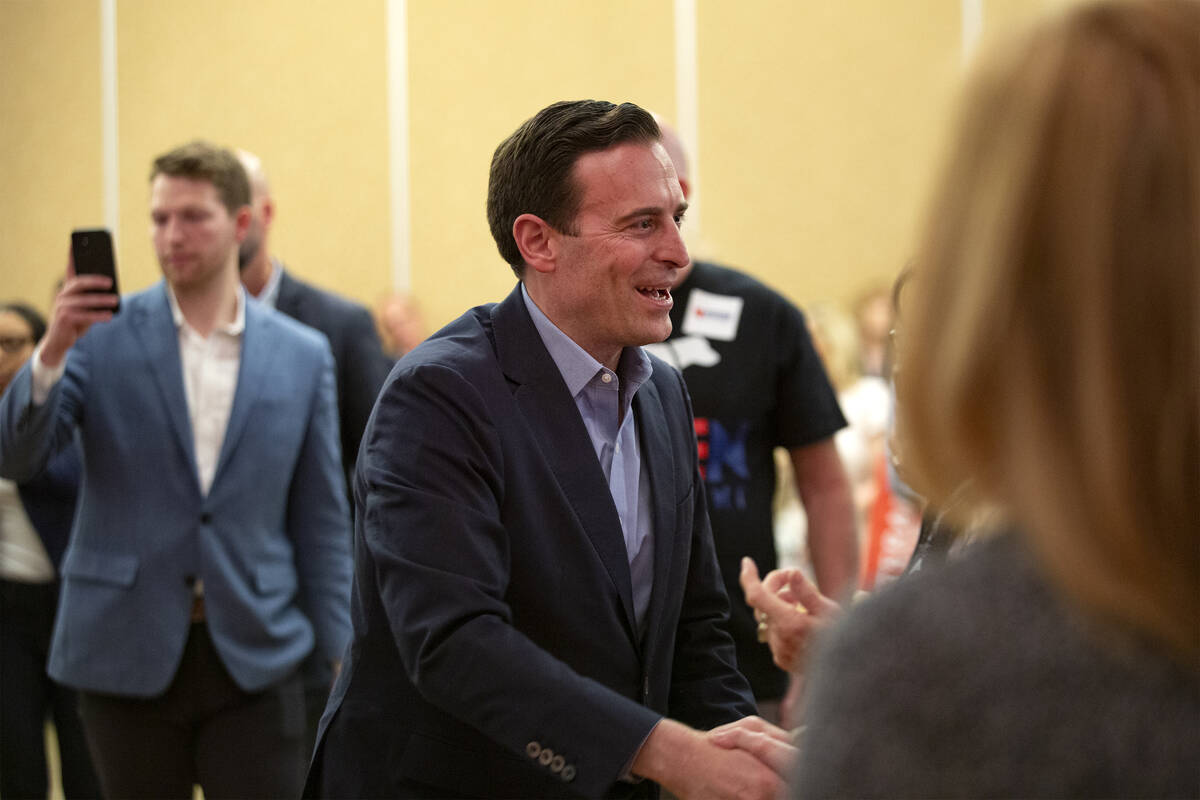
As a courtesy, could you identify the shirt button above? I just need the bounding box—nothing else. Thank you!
[601,372,612,384]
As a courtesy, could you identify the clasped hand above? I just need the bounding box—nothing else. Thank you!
[707,715,796,783]
[633,715,795,800]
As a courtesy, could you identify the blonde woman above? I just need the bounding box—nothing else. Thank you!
[791,2,1200,796]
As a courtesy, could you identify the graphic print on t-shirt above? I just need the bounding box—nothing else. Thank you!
[694,416,750,510]
[643,336,720,370]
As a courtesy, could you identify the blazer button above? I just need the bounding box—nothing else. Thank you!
[538,748,554,766]
[550,754,565,773]
[184,574,196,588]
[561,765,576,782]
[200,512,212,524]
[525,741,541,759]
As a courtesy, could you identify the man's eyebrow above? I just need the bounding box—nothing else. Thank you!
[614,201,690,225]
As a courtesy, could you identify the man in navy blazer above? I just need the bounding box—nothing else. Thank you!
[236,148,391,495]
[0,141,352,798]
[307,101,795,799]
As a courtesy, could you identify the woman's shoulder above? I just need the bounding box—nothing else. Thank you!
[795,533,1200,798]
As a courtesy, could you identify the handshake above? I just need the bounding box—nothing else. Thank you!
[632,714,796,800]
[629,559,845,799]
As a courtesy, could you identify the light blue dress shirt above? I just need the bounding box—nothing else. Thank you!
[254,257,285,308]
[522,286,655,631]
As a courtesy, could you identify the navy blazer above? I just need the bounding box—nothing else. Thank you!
[0,283,353,697]
[273,269,391,491]
[308,285,754,799]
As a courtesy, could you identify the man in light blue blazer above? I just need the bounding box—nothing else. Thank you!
[0,141,352,798]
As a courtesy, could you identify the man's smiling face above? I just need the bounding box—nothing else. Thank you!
[546,141,690,370]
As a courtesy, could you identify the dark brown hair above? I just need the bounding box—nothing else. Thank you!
[487,100,660,276]
[0,302,46,343]
[150,140,251,215]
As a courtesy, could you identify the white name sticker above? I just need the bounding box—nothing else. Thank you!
[680,288,743,341]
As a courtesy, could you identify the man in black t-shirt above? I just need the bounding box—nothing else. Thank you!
[647,123,858,715]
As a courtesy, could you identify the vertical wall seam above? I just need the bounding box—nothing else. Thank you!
[387,0,412,291]
[961,0,984,66]
[674,0,700,234]
[100,0,119,242]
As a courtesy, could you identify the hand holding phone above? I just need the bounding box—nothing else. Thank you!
[70,229,121,314]
[38,230,121,370]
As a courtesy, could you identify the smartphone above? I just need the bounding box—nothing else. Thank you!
[70,228,121,314]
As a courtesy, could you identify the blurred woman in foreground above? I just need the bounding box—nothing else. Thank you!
[790,2,1200,796]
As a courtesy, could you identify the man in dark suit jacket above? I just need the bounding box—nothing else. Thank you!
[307,101,795,800]
[0,141,353,798]
[236,149,391,494]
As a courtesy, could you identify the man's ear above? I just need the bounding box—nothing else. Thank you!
[234,205,253,242]
[260,198,275,229]
[512,213,559,275]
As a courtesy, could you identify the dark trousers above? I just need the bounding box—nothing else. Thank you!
[78,622,306,800]
[0,577,102,799]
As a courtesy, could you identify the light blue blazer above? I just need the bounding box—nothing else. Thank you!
[0,283,352,697]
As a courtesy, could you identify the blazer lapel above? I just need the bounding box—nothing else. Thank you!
[633,377,678,653]
[213,299,277,480]
[491,287,640,642]
[132,284,199,489]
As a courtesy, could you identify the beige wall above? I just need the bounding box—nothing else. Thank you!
[2,0,104,310]
[695,0,959,307]
[2,0,1079,330]
[114,0,390,302]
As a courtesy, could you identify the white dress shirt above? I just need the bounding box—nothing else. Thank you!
[167,287,245,495]
[32,286,246,497]
[0,478,55,583]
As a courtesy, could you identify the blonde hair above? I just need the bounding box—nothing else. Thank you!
[896,0,1200,660]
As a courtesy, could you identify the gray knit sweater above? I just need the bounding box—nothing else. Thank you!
[792,534,1199,798]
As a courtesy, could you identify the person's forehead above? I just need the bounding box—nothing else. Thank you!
[0,311,31,336]
[150,174,221,204]
[571,141,677,211]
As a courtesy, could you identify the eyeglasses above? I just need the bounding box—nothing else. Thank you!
[0,336,33,354]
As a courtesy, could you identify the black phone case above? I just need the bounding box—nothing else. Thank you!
[71,228,121,314]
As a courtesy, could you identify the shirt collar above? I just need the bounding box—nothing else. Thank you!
[257,258,285,309]
[521,283,651,398]
[166,282,247,337]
